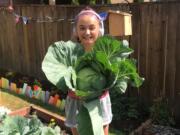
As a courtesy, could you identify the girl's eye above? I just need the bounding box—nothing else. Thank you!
[79,25,96,31]
[80,27,86,31]
[89,26,96,31]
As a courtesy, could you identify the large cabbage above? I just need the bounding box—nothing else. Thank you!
[77,67,106,92]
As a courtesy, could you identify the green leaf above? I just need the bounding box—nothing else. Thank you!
[117,59,144,88]
[77,99,104,135]
[74,36,144,95]
[92,35,133,63]
[113,79,128,93]
[77,105,94,135]
[42,40,84,91]
[0,115,62,135]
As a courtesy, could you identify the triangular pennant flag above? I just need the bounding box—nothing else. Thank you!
[99,12,108,21]
[22,16,28,24]
[13,13,20,24]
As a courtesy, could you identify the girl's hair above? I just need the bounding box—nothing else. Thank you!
[72,7,104,42]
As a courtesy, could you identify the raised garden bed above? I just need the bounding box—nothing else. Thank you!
[129,119,152,135]
[0,69,179,135]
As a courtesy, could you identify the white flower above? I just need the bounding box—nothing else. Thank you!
[122,40,129,47]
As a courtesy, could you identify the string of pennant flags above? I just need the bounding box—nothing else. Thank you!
[0,5,108,25]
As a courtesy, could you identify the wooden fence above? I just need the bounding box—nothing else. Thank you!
[0,4,130,77]
[131,1,180,122]
[0,2,180,121]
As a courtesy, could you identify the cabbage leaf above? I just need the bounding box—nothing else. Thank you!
[0,115,62,135]
[42,40,84,92]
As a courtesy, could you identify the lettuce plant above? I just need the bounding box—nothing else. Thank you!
[42,35,144,135]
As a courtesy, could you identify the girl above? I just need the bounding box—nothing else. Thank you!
[65,7,113,135]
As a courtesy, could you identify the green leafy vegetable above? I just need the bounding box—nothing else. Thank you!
[0,115,64,135]
[41,35,144,135]
[77,67,106,92]
[77,99,104,135]
[74,36,144,98]
[42,40,84,92]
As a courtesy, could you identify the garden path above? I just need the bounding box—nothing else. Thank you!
[0,89,30,111]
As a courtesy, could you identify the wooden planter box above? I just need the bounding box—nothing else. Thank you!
[8,105,71,134]
[111,119,152,135]
[129,119,152,135]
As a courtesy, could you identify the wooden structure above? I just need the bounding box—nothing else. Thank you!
[108,10,132,36]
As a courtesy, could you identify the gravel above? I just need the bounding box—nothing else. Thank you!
[145,124,180,135]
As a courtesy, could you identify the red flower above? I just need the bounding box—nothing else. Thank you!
[33,85,39,91]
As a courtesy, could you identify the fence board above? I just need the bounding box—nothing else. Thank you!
[138,4,150,103]
[174,4,180,124]
[165,3,177,102]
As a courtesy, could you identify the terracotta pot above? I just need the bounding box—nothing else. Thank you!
[9,106,30,116]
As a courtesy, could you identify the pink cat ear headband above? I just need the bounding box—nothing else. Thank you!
[75,9,104,35]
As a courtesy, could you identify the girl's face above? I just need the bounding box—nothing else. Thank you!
[76,14,100,51]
